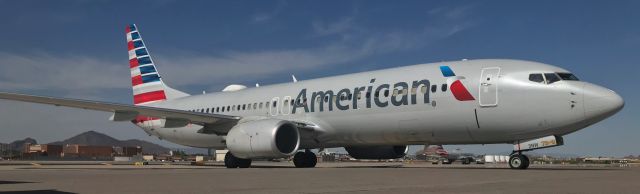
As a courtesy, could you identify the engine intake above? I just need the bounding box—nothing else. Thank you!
[226,119,300,159]
[345,145,408,159]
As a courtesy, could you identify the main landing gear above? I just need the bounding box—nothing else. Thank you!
[508,152,530,170]
[293,150,317,168]
[224,152,252,168]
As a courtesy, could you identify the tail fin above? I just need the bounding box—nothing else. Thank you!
[126,24,189,105]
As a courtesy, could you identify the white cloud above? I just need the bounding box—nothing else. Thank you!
[428,4,476,20]
[252,0,287,23]
[312,17,356,37]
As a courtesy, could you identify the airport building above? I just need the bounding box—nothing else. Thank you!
[113,146,143,157]
[23,144,63,157]
[21,144,143,159]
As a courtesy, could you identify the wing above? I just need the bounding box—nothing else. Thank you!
[0,92,240,134]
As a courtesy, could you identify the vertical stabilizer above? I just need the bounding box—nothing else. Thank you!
[126,24,189,105]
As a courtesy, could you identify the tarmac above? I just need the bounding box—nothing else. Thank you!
[0,161,638,194]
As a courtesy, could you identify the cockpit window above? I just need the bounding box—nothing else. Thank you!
[544,73,561,84]
[529,74,544,83]
[557,73,579,81]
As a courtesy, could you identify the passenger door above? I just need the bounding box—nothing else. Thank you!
[479,67,500,107]
[269,97,279,116]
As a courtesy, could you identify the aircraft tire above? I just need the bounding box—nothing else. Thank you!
[293,151,317,168]
[224,152,239,168]
[293,152,306,168]
[225,152,252,168]
[521,155,530,169]
[462,158,470,165]
[237,158,252,168]
[304,151,317,168]
[508,154,529,169]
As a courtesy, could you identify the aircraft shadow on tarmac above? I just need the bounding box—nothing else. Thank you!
[0,190,75,194]
[0,180,36,185]
[413,167,624,171]
[248,165,625,171]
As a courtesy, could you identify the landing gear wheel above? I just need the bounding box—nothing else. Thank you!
[521,155,530,169]
[293,150,317,168]
[462,158,471,165]
[224,152,252,168]
[304,151,317,168]
[509,154,529,169]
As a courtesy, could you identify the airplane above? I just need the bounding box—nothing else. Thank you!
[0,24,624,169]
[422,145,477,164]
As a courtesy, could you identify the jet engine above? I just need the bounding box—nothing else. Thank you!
[345,145,408,159]
[225,119,300,159]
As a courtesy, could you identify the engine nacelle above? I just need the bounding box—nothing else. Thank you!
[225,119,300,159]
[345,145,408,159]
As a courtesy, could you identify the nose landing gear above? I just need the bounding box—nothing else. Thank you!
[508,135,563,170]
[508,153,530,169]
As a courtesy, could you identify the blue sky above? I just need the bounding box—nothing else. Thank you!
[0,0,638,156]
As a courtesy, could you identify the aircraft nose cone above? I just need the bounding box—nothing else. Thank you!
[583,83,624,121]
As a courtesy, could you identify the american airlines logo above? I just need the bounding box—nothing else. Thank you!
[291,66,474,113]
[440,66,475,101]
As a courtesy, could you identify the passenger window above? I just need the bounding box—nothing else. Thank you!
[529,74,544,83]
[253,103,257,109]
[259,102,263,109]
[206,108,210,113]
[242,104,246,110]
[441,84,447,92]
[431,85,437,93]
[544,73,560,84]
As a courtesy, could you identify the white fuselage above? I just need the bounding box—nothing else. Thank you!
[135,59,623,150]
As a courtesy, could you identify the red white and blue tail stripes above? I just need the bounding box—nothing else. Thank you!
[126,24,167,105]
[440,66,475,101]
